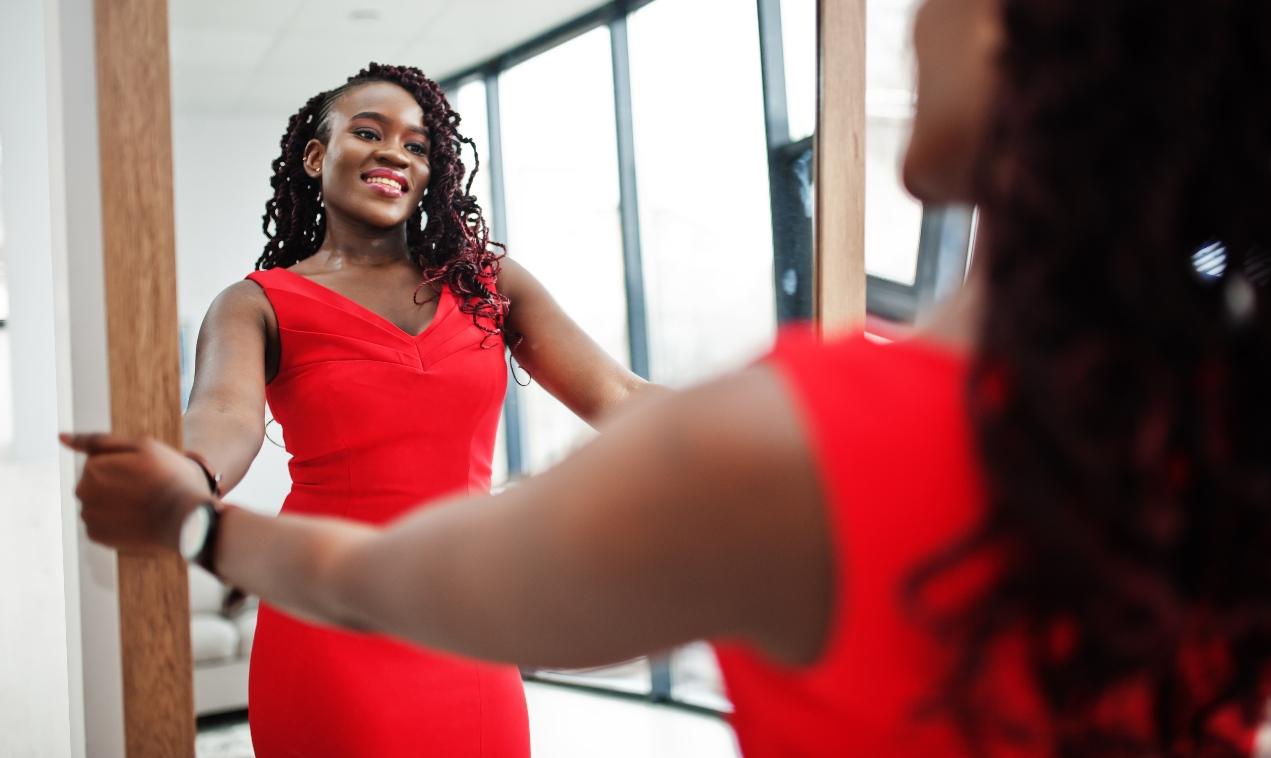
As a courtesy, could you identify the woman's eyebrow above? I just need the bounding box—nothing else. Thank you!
[350,111,429,140]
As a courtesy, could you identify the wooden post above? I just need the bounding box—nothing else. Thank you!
[93,0,195,754]
[815,0,868,333]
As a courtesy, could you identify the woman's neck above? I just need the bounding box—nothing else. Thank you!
[314,213,413,270]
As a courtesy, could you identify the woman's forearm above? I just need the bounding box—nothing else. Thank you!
[215,504,379,630]
[183,407,266,495]
[590,377,672,430]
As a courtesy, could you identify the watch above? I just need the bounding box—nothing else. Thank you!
[178,501,221,574]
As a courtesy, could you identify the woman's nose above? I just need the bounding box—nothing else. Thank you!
[375,144,410,167]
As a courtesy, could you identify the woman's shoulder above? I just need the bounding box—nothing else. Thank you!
[203,277,276,329]
[769,327,968,394]
[764,326,972,464]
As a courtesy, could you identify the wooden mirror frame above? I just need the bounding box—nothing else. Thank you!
[815,0,867,333]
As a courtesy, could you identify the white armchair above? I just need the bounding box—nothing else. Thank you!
[189,566,256,716]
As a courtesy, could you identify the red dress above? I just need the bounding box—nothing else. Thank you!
[714,331,1257,757]
[244,267,529,758]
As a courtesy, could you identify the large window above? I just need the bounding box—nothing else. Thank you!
[626,0,778,708]
[866,0,924,285]
[438,0,974,714]
[629,0,775,388]
[452,79,494,221]
[781,0,817,142]
[499,27,631,474]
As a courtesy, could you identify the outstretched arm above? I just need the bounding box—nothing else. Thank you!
[65,365,832,669]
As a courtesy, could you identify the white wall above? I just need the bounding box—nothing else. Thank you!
[171,111,294,513]
[0,2,75,756]
[0,0,59,464]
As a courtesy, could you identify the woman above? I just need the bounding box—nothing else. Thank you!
[68,0,1271,755]
[168,63,656,757]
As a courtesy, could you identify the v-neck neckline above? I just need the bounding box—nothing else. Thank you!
[277,267,451,341]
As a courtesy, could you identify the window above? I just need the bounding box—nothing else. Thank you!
[629,0,776,387]
[498,27,631,473]
[865,0,924,286]
[449,78,510,488]
[452,79,494,219]
[627,0,782,707]
[781,0,817,142]
[435,0,975,713]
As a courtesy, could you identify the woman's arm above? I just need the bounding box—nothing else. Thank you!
[66,365,832,669]
[499,258,669,426]
[180,281,275,495]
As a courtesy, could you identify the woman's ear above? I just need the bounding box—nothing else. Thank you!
[302,138,325,180]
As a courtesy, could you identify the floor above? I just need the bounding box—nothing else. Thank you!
[196,680,741,758]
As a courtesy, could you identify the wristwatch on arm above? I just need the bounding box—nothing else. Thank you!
[178,451,246,611]
[178,500,224,575]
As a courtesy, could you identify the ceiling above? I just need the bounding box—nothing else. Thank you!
[169,0,610,116]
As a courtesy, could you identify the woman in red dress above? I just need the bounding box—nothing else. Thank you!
[169,63,657,757]
[69,0,1271,755]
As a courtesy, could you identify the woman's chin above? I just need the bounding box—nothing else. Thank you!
[901,159,940,204]
[348,208,413,231]
[902,154,971,206]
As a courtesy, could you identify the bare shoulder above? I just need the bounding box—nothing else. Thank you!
[494,256,531,298]
[204,279,274,332]
[193,279,277,376]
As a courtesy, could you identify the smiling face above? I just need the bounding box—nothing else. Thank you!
[902,0,1002,204]
[302,81,432,229]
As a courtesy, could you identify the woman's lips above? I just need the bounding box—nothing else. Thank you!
[365,177,405,198]
[362,169,408,198]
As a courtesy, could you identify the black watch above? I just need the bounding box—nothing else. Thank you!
[178,501,223,575]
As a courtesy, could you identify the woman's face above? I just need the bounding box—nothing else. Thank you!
[902,0,1002,204]
[303,82,432,229]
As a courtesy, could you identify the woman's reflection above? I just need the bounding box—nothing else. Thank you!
[173,62,660,757]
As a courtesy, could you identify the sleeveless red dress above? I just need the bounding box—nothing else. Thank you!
[244,267,529,758]
[713,331,1259,757]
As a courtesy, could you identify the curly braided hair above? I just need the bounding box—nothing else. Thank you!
[908,1,1271,755]
[258,62,509,341]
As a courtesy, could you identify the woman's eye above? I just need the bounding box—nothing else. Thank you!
[406,143,428,156]
[353,129,379,141]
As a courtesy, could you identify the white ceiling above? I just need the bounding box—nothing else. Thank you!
[169,0,611,116]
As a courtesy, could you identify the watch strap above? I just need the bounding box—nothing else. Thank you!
[189,502,249,613]
[193,501,226,577]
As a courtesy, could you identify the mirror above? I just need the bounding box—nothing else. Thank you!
[166,0,832,753]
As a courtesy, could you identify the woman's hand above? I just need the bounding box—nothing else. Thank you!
[59,432,211,553]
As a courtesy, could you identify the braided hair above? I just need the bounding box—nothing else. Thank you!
[258,62,508,341]
[909,0,1271,754]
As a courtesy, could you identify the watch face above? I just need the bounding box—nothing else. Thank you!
[178,505,212,561]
